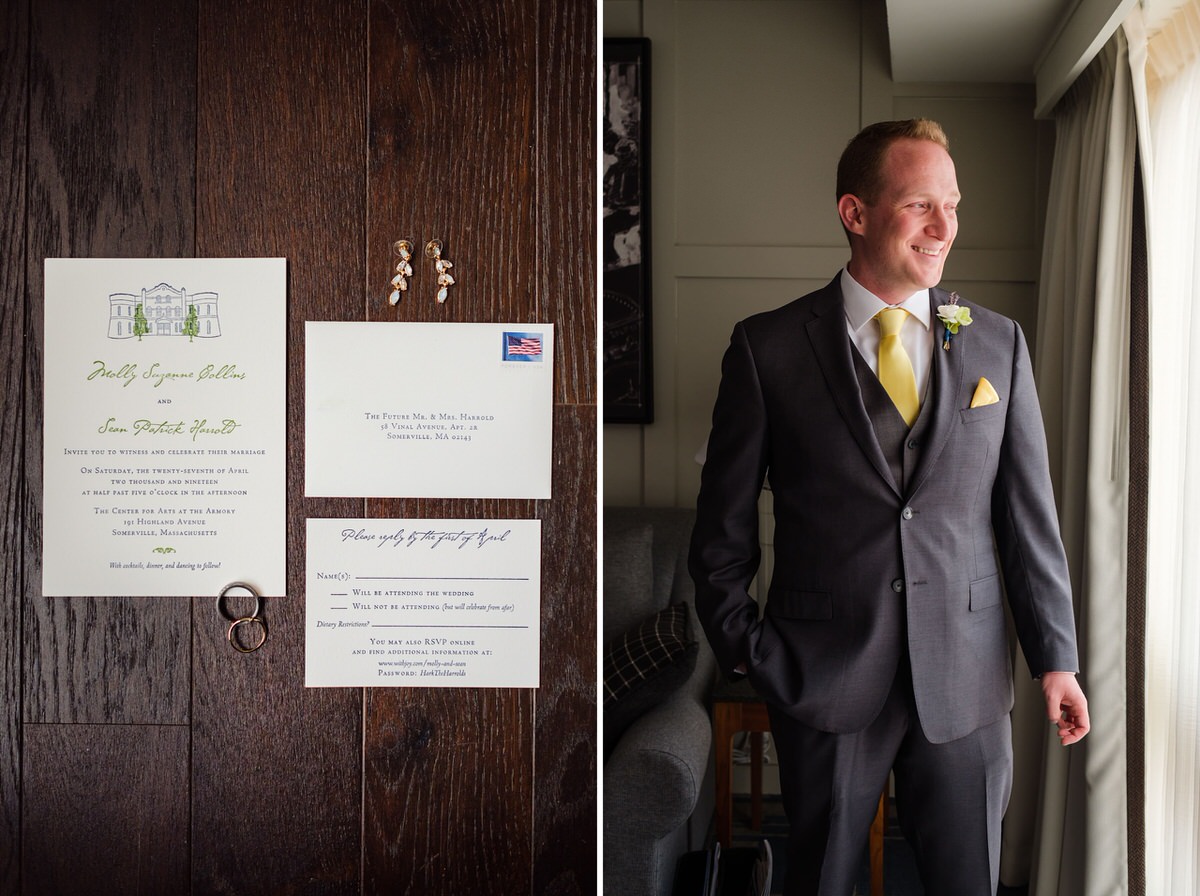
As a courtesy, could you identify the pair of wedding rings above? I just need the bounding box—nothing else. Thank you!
[217,582,268,653]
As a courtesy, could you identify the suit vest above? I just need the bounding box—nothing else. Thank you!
[850,344,936,495]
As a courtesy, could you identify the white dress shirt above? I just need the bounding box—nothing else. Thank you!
[840,267,934,404]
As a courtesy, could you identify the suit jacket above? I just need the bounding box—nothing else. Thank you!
[688,274,1080,745]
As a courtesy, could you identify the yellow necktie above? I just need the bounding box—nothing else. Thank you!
[876,307,919,426]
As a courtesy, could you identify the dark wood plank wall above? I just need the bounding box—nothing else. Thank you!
[3,0,597,892]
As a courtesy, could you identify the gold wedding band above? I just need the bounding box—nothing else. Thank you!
[217,582,267,653]
[227,616,268,653]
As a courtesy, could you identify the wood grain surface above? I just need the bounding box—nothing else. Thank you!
[22,723,190,893]
[1,1,29,890]
[534,405,598,894]
[191,0,367,891]
[24,0,196,728]
[6,0,597,892]
[362,1,596,891]
[19,0,199,887]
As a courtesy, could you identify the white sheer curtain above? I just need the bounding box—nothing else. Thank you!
[1128,2,1200,893]
[1012,30,1136,896]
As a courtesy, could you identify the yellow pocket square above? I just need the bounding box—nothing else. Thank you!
[970,377,1000,408]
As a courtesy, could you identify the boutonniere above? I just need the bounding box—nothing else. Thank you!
[936,292,972,351]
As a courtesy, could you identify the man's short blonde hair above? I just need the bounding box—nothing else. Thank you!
[836,119,950,204]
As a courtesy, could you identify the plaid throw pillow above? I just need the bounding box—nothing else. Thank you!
[603,602,694,705]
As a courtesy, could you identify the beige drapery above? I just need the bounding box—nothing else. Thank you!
[1001,29,1137,896]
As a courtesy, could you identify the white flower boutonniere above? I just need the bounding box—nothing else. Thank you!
[936,292,972,351]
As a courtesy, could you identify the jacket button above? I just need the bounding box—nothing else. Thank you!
[902,506,914,520]
[891,578,904,593]
[907,439,918,450]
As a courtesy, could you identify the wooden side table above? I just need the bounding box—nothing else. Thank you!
[712,678,885,896]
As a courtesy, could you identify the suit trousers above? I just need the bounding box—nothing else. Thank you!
[766,658,1013,896]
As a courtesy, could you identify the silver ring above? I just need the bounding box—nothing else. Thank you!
[217,581,262,623]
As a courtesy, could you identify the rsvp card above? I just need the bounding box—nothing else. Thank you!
[305,517,541,688]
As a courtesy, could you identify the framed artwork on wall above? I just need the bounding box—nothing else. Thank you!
[603,37,653,424]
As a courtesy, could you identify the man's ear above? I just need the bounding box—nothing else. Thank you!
[838,194,866,235]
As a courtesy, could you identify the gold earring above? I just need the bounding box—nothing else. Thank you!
[388,239,414,305]
[426,239,455,303]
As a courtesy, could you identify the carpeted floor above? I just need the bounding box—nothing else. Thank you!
[729,794,1029,896]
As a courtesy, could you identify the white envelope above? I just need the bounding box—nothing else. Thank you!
[305,322,554,498]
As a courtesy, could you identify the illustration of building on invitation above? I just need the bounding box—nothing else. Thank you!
[107,282,221,339]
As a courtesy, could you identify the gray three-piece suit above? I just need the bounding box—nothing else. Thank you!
[689,274,1080,895]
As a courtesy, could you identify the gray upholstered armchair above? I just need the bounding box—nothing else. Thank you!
[603,506,717,896]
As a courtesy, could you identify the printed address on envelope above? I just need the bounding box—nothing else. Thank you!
[305,518,541,688]
[304,322,554,499]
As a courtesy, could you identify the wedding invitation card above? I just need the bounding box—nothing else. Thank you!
[42,258,287,597]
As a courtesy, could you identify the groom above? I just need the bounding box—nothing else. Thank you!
[689,119,1089,896]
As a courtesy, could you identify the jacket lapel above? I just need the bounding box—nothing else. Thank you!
[805,275,900,496]
[906,287,966,498]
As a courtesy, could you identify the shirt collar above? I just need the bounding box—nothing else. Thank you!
[839,267,933,334]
